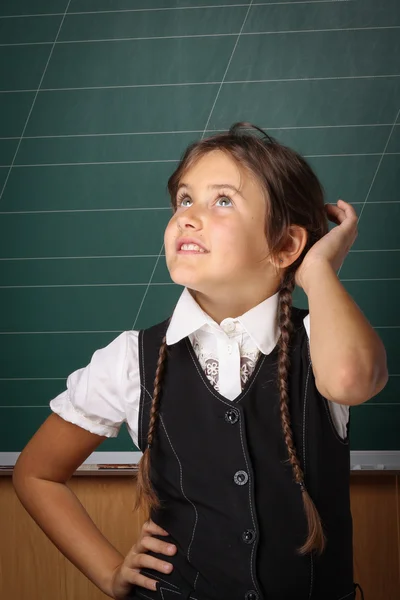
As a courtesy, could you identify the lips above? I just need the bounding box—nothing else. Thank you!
[176,237,208,252]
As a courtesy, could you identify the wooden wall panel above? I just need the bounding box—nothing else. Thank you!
[1,474,399,600]
[351,475,400,598]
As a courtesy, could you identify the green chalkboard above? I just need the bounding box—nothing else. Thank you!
[1,0,400,461]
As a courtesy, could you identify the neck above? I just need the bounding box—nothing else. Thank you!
[190,283,280,324]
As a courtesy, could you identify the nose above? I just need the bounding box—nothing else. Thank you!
[177,205,203,231]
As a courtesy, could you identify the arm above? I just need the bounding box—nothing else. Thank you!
[302,261,388,405]
[13,332,178,597]
[13,414,176,598]
[13,414,125,598]
[295,199,388,406]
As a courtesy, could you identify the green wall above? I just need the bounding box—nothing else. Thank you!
[1,0,399,457]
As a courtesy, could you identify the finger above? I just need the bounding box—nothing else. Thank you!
[325,202,345,215]
[325,204,345,225]
[123,569,159,592]
[143,519,170,537]
[141,534,177,556]
[336,199,358,220]
[326,202,357,227]
[130,552,174,575]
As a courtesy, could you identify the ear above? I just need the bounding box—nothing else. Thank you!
[277,226,308,268]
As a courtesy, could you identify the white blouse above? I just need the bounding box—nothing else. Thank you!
[50,288,350,444]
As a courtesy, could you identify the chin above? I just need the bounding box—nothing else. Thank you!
[170,274,201,289]
[167,268,205,291]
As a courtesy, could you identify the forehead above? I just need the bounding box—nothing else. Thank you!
[181,149,260,195]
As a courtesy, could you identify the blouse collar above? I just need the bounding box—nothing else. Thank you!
[166,287,280,356]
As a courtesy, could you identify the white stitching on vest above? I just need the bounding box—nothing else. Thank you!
[139,379,159,452]
[160,586,199,600]
[236,354,267,403]
[186,342,232,407]
[139,571,179,589]
[137,590,155,600]
[238,416,259,594]
[186,338,267,408]
[302,355,311,479]
[193,571,199,590]
[309,553,314,600]
[160,587,180,598]
[139,330,157,448]
[137,575,200,600]
[187,338,260,593]
[337,590,355,600]
[322,396,350,446]
[187,342,260,595]
[159,415,199,563]
[304,339,313,599]
[140,382,154,404]
[140,330,146,450]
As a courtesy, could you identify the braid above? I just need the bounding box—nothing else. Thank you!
[278,275,326,556]
[134,334,168,517]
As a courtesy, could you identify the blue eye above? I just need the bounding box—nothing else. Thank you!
[176,195,192,207]
[175,193,232,208]
[216,195,232,207]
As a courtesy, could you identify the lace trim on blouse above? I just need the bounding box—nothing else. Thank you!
[192,334,259,391]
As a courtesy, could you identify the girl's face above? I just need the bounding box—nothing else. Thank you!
[164,150,276,296]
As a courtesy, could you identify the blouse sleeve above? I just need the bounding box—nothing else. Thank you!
[303,314,350,441]
[49,332,133,439]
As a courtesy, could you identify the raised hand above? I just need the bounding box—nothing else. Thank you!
[296,199,358,289]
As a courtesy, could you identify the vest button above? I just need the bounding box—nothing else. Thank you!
[234,470,248,486]
[224,408,239,424]
[245,591,259,600]
[242,529,256,544]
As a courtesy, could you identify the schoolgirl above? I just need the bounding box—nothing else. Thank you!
[14,124,386,600]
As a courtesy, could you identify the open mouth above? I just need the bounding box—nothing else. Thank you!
[178,243,207,254]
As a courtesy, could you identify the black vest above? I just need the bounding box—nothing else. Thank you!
[132,308,356,600]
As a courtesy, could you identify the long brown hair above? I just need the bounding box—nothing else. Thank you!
[135,123,329,556]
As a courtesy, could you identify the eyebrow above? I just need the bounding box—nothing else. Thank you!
[177,183,242,194]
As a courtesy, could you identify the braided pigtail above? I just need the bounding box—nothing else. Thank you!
[278,274,326,556]
[134,334,168,517]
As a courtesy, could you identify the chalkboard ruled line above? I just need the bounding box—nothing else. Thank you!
[357,107,400,225]
[1,152,399,170]
[0,83,218,93]
[1,123,397,140]
[1,326,399,335]
[0,282,175,288]
[0,378,65,381]
[0,1,355,20]
[65,0,355,11]
[2,74,400,94]
[31,74,400,89]
[0,207,172,214]
[132,245,164,330]
[2,25,399,47]
[2,160,178,167]
[0,13,63,19]
[0,1,72,204]
[0,278,400,289]
[0,330,124,334]
[0,201,398,216]
[0,255,165,260]
[0,249,398,261]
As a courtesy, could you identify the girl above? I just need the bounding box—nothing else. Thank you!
[13,124,387,600]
